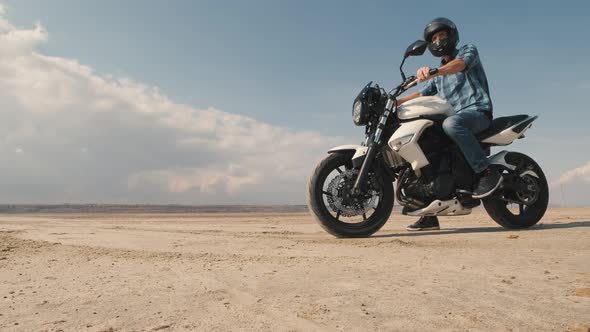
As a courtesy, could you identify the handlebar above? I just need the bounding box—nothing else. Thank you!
[402,68,439,91]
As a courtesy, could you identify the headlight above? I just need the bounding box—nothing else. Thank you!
[352,100,363,124]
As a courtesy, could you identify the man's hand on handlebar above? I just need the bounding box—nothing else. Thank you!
[417,67,439,82]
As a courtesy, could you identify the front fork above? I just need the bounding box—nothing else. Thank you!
[352,98,395,194]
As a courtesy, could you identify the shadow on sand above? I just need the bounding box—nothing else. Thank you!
[372,220,590,238]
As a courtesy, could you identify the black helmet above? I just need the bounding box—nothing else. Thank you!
[423,17,459,57]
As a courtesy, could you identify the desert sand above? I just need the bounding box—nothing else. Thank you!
[1,208,589,331]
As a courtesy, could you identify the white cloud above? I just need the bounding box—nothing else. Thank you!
[549,161,590,207]
[0,9,341,204]
[550,161,590,187]
[0,12,47,57]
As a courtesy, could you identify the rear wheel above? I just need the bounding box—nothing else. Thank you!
[306,152,394,238]
[483,152,548,229]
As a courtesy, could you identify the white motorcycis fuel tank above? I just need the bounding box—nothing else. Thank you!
[397,96,454,120]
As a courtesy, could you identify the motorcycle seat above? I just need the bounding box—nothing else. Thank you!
[476,114,530,141]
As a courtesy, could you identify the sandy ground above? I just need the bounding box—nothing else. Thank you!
[0,208,589,332]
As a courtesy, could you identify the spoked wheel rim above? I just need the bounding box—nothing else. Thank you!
[494,153,547,219]
[319,159,385,227]
[307,152,395,237]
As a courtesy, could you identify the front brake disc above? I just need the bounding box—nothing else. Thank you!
[326,169,379,217]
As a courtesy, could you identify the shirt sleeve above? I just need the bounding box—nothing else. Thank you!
[456,44,480,71]
[420,78,437,96]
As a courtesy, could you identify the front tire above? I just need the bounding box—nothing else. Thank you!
[306,152,394,238]
[483,152,549,229]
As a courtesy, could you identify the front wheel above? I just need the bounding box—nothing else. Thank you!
[483,152,549,229]
[306,152,394,238]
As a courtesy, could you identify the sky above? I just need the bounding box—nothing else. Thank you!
[1,0,589,205]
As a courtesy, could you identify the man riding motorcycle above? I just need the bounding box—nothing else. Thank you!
[397,17,503,231]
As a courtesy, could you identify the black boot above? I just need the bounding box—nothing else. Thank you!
[406,216,440,231]
[472,165,503,199]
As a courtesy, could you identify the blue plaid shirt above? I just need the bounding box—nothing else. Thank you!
[420,44,493,114]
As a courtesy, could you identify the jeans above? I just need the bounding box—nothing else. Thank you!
[442,110,491,174]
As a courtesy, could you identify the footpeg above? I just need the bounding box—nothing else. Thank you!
[456,189,480,209]
[459,197,481,209]
[456,189,473,196]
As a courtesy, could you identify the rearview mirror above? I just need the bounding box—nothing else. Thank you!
[404,40,428,58]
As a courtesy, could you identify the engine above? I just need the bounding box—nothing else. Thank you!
[403,173,454,200]
[402,152,455,201]
[398,124,479,203]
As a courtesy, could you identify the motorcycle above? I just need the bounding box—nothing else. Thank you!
[306,40,548,238]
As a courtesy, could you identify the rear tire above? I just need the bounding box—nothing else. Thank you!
[306,152,394,238]
[483,152,548,229]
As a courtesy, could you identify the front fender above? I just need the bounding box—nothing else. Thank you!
[328,144,368,168]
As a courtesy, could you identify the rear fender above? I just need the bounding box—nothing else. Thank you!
[488,150,516,171]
